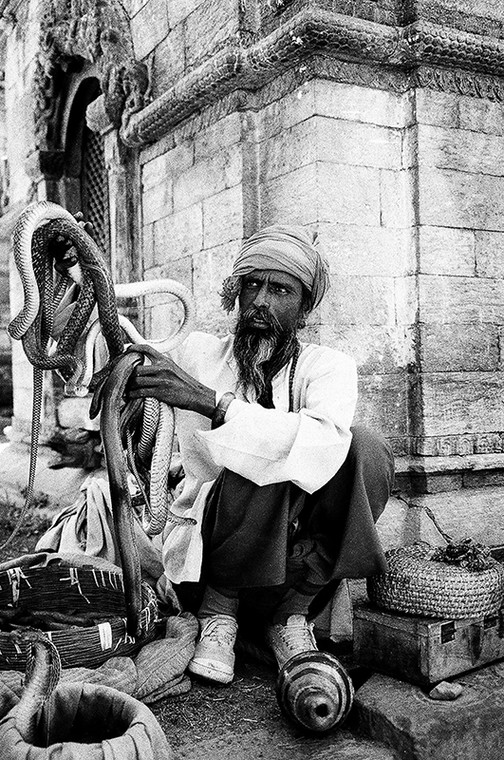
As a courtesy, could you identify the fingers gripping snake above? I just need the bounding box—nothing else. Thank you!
[94,344,196,635]
[8,201,195,637]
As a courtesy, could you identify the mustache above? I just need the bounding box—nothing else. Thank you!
[240,305,281,331]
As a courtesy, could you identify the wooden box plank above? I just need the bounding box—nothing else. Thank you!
[353,602,504,687]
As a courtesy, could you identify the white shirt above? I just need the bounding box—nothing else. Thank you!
[158,331,358,583]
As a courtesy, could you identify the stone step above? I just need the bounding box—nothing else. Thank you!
[352,663,504,760]
[175,726,399,760]
[0,441,95,513]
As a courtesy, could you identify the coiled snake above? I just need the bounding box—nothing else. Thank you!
[8,201,195,636]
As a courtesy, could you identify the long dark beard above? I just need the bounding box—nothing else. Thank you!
[233,306,299,405]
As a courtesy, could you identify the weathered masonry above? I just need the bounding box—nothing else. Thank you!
[1,0,504,540]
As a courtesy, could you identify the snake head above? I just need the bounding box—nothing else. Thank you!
[125,343,168,365]
[10,629,61,689]
[89,351,133,418]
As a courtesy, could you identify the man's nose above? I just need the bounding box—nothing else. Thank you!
[253,283,270,307]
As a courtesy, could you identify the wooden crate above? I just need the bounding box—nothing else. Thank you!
[353,602,504,687]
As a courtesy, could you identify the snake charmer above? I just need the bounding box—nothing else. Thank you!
[127,224,395,685]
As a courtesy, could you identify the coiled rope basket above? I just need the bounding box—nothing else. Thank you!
[368,542,504,619]
[0,554,158,670]
[0,633,171,759]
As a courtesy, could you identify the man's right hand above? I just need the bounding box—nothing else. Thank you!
[127,348,216,418]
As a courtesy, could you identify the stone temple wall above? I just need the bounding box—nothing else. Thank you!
[3,0,504,532]
[138,75,414,450]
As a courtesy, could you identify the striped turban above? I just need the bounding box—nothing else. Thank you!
[221,224,330,313]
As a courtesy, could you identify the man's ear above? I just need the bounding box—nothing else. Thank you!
[297,305,310,330]
[298,292,312,328]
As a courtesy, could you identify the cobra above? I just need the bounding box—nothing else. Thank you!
[7,201,195,636]
[12,632,62,744]
[94,344,196,636]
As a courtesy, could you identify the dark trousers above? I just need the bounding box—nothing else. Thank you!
[196,426,394,620]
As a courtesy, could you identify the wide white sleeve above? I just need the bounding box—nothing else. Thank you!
[196,350,358,493]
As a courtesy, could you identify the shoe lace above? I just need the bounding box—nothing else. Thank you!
[200,616,237,646]
[277,616,317,654]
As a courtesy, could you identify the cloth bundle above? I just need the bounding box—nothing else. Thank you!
[36,476,164,583]
[0,612,198,717]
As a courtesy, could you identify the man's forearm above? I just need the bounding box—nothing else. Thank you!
[189,383,218,418]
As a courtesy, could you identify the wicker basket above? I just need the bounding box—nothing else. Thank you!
[368,544,504,619]
[0,557,158,670]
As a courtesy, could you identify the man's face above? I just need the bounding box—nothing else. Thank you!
[237,269,305,333]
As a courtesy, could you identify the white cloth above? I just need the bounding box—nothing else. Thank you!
[159,331,358,584]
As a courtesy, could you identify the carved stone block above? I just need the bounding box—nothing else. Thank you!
[405,1,504,34]
[419,323,500,372]
[153,204,203,262]
[316,116,403,170]
[321,324,414,375]
[418,123,504,175]
[418,274,504,324]
[321,223,414,277]
[260,163,319,226]
[169,0,203,28]
[143,143,194,191]
[259,117,317,184]
[379,169,416,229]
[421,371,504,436]
[173,144,243,212]
[322,274,397,327]
[419,225,475,276]
[475,230,504,278]
[142,223,156,270]
[313,78,412,128]
[411,484,504,546]
[144,256,194,293]
[415,87,460,128]
[458,96,504,137]
[130,0,169,60]
[419,166,504,230]
[354,373,410,437]
[193,240,241,333]
[318,163,381,225]
[184,0,239,69]
[142,182,173,225]
[202,185,243,250]
[194,112,242,161]
[259,82,318,142]
[152,26,186,94]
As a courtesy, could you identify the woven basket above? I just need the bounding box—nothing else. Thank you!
[0,558,158,670]
[368,544,504,619]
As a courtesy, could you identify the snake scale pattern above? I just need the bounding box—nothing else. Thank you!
[13,631,61,744]
[8,201,195,637]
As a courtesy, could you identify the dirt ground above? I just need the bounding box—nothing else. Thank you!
[0,494,376,758]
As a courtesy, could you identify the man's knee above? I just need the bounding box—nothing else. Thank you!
[349,425,395,490]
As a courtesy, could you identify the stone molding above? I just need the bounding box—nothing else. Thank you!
[412,433,504,458]
[34,0,149,152]
[389,432,504,461]
[121,7,504,146]
[395,452,504,475]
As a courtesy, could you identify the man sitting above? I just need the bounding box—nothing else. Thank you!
[127,224,394,684]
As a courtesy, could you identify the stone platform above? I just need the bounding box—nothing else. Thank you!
[151,649,504,760]
[352,663,504,760]
[0,440,103,513]
[0,441,503,758]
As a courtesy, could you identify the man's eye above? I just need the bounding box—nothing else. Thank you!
[244,280,260,289]
[272,285,288,294]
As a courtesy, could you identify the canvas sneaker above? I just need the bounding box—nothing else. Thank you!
[266,614,318,669]
[188,614,238,684]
